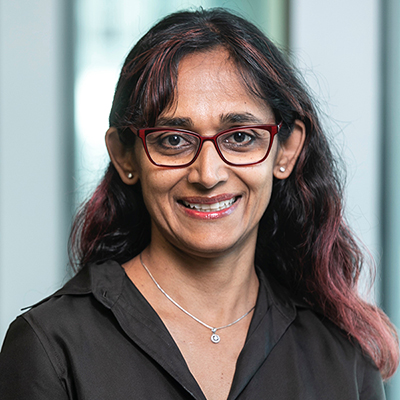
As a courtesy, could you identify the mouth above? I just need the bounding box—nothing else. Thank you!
[179,196,239,212]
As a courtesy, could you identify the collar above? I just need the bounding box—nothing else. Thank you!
[25,260,123,310]
[32,261,307,318]
[30,260,307,400]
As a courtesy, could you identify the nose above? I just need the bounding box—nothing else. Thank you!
[187,140,228,189]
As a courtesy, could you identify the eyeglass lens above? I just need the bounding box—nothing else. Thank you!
[145,127,272,166]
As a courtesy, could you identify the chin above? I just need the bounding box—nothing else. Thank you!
[173,236,249,259]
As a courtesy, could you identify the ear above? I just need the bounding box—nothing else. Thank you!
[273,119,306,179]
[105,127,139,185]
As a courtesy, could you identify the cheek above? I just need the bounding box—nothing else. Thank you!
[257,176,274,209]
[245,165,275,213]
[134,149,169,207]
[140,172,167,208]
[138,168,182,217]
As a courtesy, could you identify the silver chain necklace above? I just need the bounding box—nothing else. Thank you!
[140,254,255,344]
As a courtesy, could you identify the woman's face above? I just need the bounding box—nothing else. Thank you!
[132,49,281,258]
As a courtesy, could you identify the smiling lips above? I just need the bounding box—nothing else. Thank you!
[182,197,237,212]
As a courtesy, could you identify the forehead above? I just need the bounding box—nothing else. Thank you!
[159,48,273,125]
[176,49,252,98]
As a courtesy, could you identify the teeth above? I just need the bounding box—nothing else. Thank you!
[182,198,236,212]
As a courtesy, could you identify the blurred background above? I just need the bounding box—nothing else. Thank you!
[0,0,399,396]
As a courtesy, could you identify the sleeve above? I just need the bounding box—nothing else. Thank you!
[0,316,69,400]
[360,358,386,400]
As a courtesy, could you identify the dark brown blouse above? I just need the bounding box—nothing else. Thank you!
[0,261,385,399]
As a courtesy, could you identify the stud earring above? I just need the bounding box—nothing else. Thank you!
[279,167,286,172]
[127,173,133,179]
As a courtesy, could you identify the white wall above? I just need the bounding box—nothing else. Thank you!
[290,0,381,293]
[291,1,400,396]
[0,0,71,343]
[381,0,400,396]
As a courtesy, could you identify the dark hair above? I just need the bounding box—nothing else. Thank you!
[69,8,399,379]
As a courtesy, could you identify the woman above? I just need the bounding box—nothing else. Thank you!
[0,8,398,400]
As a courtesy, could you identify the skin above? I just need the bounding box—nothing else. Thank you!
[106,48,305,400]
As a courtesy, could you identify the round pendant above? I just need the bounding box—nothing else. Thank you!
[211,333,220,343]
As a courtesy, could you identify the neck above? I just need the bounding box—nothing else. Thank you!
[127,242,259,326]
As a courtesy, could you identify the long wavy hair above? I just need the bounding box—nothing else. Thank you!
[69,8,398,378]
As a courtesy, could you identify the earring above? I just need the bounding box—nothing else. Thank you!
[279,167,286,172]
[127,172,133,179]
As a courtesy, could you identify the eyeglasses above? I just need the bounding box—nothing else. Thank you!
[129,122,282,168]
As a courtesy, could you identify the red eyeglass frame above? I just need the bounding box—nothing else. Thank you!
[128,122,282,168]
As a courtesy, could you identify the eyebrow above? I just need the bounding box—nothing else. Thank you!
[220,112,264,125]
[155,112,264,129]
[155,117,194,128]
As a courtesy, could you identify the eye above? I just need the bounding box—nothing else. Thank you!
[218,127,270,156]
[223,130,255,146]
[229,131,253,144]
[159,133,196,149]
[164,134,183,147]
[146,131,198,154]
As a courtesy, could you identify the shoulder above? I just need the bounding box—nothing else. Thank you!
[0,261,129,399]
[1,262,124,365]
[15,260,126,337]
[296,309,384,398]
[260,270,385,398]
[293,306,371,367]
[0,305,72,399]
[2,260,127,363]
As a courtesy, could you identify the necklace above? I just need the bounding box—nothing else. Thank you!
[140,253,255,344]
